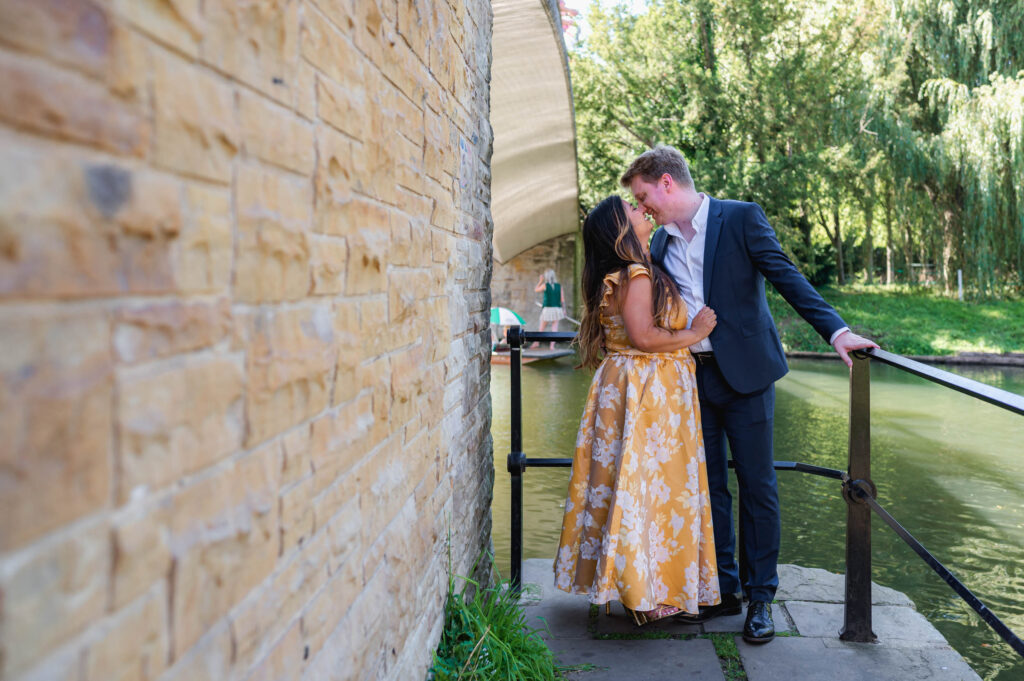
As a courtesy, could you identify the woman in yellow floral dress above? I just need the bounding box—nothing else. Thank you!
[554,196,721,624]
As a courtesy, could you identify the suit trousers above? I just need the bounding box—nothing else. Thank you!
[695,356,780,603]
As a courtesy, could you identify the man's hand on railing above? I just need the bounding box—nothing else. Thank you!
[832,330,880,368]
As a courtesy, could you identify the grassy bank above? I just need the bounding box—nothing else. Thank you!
[766,284,1024,356]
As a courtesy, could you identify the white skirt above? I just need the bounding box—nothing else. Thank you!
[540,306,565,322]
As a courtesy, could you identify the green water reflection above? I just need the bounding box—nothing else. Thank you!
[490,356,1024,681]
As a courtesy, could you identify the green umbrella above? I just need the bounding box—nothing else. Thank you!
[490,306,525,326]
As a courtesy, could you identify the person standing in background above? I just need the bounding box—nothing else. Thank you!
[533,269,565,349]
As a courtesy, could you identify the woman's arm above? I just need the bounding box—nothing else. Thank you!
[534,281,546,293]
[622,274,715,352]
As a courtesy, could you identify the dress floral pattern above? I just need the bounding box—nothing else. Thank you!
[554,264,720,614]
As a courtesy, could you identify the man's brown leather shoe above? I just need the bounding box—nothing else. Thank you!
[674,592,743,623]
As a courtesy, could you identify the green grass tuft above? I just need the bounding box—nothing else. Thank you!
[701,633,747,681]
[429,569,563,681]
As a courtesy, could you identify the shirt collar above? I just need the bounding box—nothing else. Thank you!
[692,193,709,233]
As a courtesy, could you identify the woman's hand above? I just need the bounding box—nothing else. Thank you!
[690,306,717,340]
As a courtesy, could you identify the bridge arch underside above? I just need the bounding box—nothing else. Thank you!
[490,0,579,265]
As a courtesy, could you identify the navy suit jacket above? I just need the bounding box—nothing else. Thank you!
[650,197,845,395]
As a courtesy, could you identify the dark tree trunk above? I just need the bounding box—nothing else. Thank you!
[833,205,845,285]
[884,184,894,285]
[863,201,874,284]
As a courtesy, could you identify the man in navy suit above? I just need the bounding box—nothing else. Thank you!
[622,145,877,644]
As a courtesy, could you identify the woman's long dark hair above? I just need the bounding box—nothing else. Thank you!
[575,196,680,369]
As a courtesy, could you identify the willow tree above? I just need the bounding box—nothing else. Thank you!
[864,0,1024,295]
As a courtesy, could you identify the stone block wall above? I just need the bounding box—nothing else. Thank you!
[0,0,494,679]
[491,233,577,331]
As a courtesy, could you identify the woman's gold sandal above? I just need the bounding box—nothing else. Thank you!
[623,603,683,626]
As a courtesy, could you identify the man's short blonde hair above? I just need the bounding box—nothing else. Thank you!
[620,145,694,189]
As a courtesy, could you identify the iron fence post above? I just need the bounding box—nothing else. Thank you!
[841,353,876,642]
[507,326,525,592]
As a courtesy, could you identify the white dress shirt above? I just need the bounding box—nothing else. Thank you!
[661,194,849,351]
[661,194,713,354]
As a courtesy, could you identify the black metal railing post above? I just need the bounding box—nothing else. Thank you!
[506,326,526,591]
[841,352,876,642]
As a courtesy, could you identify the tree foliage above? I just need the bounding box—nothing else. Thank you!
[570,0,1024,296]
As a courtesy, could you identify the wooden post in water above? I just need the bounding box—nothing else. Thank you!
[841,353,876,642]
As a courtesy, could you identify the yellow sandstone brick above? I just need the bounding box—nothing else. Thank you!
[380,29,428,102]
[112,0,202,57]
[351,0,387,67]
[243,620,304,681]
[390,343,427,423]
[317,72,367,139]
[174,183,233,294]
[293,60,317,120]
[169,445,280,659]
[203,0,299,104]
[281,423,312,487]
[309,397,373,497]
[300,5,364,88]
[230,530,329,674]
[332,300,361,405]
[237,305,335,447]
[83,584,169,681]
[0,307,111,551]
[0,0,112,77]
[346,226,389,295]
[299,534,361,661]
[113,299,231,364]
[234,163,313,302]
[152,50,237,183]
[387,269,430,349]
[397,0,429,60]
[239,89,314,174]
[313,125,356,236]
[309,234,348,296]
[0,520,110,677]
[158,621,233,681]
[279,475,315,552]
[0,50,148,157]
[110,497,172,610]
[117,355,244,500]
[107,23,152,104]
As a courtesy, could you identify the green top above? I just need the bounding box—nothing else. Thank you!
[543,283,562,308]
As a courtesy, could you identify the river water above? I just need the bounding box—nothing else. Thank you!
[490,356,1024,681]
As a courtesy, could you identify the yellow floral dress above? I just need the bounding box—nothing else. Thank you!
[554,264,720,614]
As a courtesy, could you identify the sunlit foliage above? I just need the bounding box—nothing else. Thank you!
[570,0,1024,297]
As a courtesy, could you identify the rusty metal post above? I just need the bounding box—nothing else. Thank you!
[841,353,876,642]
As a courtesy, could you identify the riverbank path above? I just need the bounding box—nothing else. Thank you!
[521,559,981,680]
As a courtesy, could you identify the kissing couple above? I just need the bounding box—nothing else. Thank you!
[553,145,878,643]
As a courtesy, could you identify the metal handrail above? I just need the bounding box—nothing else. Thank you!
[858,347,1024,415]
[502,325,1024,658]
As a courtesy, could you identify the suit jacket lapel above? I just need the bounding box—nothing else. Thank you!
[703,197,723,298]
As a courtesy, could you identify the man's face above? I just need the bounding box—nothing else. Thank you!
[629,175,670,225]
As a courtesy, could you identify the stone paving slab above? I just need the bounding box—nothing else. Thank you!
[786,600,947,645]
[738,635,981,681]
[776,564,914,606]
[522,590,591,640]
[552,638,726,681]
